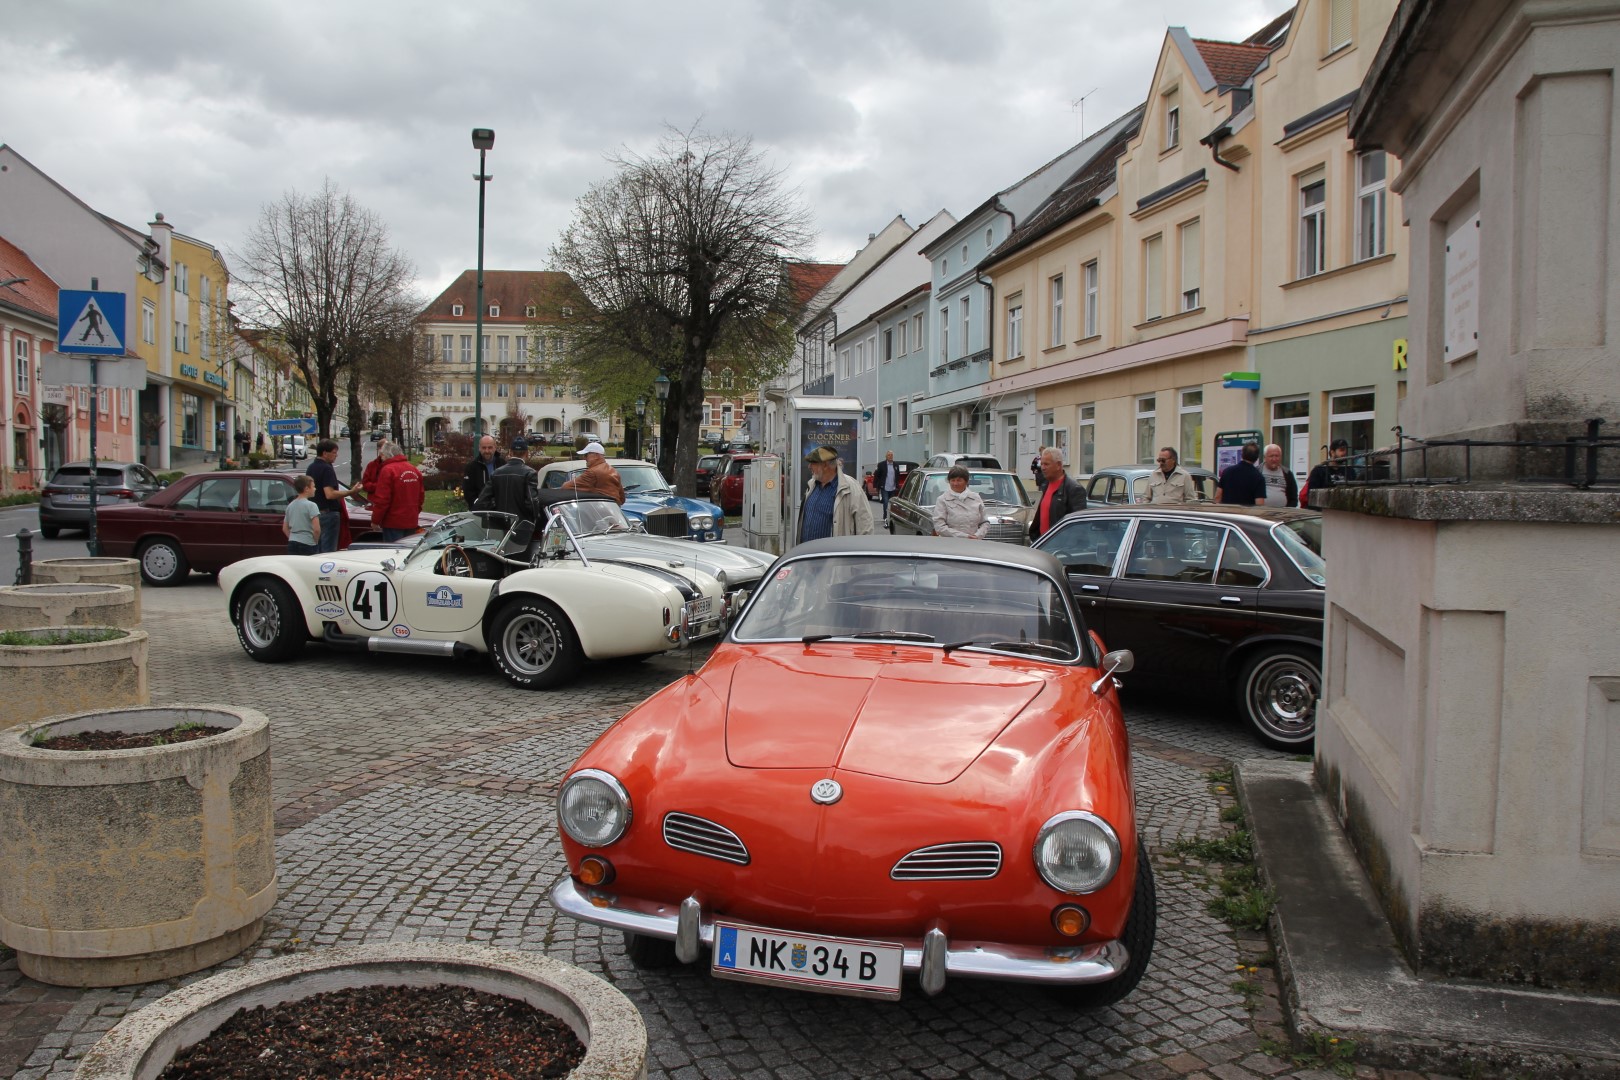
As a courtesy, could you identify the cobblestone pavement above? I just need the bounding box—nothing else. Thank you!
[2,578,1474,1080]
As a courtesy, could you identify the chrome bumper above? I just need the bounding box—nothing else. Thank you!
[551,878,1130,995]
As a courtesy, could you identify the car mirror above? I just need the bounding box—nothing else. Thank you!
[380,558,397,572]
[1090,648,1135,694]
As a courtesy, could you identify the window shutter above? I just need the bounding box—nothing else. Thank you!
[1330,0,1352,50]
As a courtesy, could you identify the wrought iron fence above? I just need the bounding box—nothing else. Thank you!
[1333,418,1617,489]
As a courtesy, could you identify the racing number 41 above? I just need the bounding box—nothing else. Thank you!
[351,578,391,623]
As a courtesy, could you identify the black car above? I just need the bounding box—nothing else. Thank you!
[1032,504,1325,750]
[38,461,167,538]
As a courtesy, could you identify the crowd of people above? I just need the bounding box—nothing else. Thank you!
[280,437,425,553]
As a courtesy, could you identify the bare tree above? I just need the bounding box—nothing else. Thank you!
[235,180,414,446]
[354,298,436,465]
[549,125,812,490]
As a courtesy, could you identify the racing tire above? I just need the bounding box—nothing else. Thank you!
[489,597,581,690]
[1052,838,1157,1010]
[234,578,307,662]
[622,931,680,969]
[138,538,190,586]
[39,524,61,539]
[1235,646,1321,750]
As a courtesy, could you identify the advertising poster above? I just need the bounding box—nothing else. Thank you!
[797,415,859,494]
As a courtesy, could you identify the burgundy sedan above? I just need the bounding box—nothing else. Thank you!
[96,470,440,586]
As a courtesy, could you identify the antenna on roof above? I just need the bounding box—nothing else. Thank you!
[1070,88,1100,141]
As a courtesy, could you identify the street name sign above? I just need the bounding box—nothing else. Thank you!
[57,290,128,356]
[267,417,319,436]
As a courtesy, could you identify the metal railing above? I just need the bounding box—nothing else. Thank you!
[1335,418,1617,489]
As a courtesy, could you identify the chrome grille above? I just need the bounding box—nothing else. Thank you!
[891,842,1002,880]
[984,521,1027,544]
[663,812,750,865]
[316,585,342,602]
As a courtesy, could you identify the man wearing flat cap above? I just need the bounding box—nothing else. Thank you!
[800,445,874,542]
[562,440,626,505]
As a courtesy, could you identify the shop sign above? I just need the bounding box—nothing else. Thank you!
[180,363,201,379]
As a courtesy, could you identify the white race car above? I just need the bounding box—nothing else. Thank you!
[218,510,736,689]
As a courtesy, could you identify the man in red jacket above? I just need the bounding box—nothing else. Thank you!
[367,442,425,542]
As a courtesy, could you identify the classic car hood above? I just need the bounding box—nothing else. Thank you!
[723,651,1045,784]
[625,493,723,518]
[580,533,772,579]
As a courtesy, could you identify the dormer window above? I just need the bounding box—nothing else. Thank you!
[490,304,500,317]
[1163,87,1181,150]
[452,304,464,317]
[562,306,573,317]
[525,305,536,317]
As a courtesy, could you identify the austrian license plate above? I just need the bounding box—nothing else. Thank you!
[711,922,903,999]
[64,494,90,504]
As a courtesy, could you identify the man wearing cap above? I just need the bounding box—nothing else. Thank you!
[474,437,541,521]
[562,441,626,505]
[800,446,874,543]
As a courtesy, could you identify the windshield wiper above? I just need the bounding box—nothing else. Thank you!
[849,630,935,641]
[942,638,1072,658]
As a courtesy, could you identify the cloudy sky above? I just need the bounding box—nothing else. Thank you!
[4,0,1293,302]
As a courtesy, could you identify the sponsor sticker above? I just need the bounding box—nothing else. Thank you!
[391,624,411,638]
[425,585,464,609]
[313,602,345,619]
[319,561,336,573]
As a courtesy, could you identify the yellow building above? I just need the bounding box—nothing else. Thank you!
[147,214,236,466]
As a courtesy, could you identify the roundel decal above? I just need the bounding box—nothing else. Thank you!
[346,571,399,632]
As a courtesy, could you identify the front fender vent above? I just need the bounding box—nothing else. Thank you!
[664,812,750,865]
[316,585,342,603]
[891,842,1002,880]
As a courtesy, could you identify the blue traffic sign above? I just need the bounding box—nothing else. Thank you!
[266,418,318,436]
[57,290,127,356]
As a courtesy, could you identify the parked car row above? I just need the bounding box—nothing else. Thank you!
[538,458,725,542]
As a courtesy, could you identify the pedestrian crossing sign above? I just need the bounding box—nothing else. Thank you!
[57,290,127,356]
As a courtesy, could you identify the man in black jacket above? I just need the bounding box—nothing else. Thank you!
[462,435,504,510]
[473,437,540,521]
[1029,448,1086,540]
[871,451,901,521]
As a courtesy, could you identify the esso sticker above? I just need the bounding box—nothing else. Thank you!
[774,566,793,582]
[346,571,399,632]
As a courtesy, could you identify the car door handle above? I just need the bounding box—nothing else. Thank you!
[1219,595,1244,604]
[1079,583,1102,592]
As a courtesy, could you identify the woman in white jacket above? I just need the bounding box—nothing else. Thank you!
[932,466,988,539]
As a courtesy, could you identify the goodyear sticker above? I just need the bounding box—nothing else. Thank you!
[426,585,464,609]
[313,602,345,619]
[319,561,336,573]
[391,624,411,638]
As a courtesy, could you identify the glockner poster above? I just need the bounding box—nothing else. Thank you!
[797,415,859,493]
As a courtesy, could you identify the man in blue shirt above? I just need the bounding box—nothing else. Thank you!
[305,439,362,552]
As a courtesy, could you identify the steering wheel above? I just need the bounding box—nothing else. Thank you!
[437,544,474,578]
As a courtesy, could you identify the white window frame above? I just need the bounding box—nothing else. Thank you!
[1082,261,1099,338]
[960,295,971,358]
[1163,88,1181,150]
[867,334,877,371]
[897,319,908,356]
[1355,151,1388,261]
[1329,387,1377,452]
[142,301,156,344]
[1135,395,1157,464]
[1178,388,1204,465]
[912,394,925,433]
[1077,404,1096,475]
[841,348,852,380]
[460,335,472,363]
[440,334,452,363]
[525,304,536,317]
[1179,219,1201,311]
[516,335,528,363]
[1049,274,1064,347]
[940,306,950,363]
[1143,234,1164,321]
[497,335,509,363]
[883,327,894,362]
[174,263,189,295]
[14,337,30,394]
[898,399,908,432]
[883,403,894,437]
[452,303,463,317]
[1007,296,1024,359]
[1299,174,1327,277]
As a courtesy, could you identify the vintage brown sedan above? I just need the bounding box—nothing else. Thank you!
[1032,504,1324,749]
[95,470,440,586]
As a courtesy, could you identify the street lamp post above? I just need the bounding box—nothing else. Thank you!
[471,127,495,440]
[653,374,671,470]
[634,397,647,459]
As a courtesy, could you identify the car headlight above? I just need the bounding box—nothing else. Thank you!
[558,769,632,847]
[692,513,713,529]
[1033,811,1121,894]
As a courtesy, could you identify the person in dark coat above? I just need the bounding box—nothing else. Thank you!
[1217,442,1267,506]
[462,435,504,510]
[473,437,540,521]
[1029,448,1086,540]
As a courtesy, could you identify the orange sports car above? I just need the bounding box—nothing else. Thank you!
[552,536,1153,1003]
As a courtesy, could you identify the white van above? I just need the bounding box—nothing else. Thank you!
[281,435,308,460]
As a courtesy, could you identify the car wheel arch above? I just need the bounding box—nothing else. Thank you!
[1220,632,1322,682]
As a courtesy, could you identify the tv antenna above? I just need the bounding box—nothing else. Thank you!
[1070,87,1100,141]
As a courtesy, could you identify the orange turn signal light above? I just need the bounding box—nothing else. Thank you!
[1052,904,1091,937]
[578,856,615,887]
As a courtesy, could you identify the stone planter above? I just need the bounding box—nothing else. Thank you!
[74,942,649,1080]
[30,557,141,622]
[0,582,139,631]
[0,705,275,987]
[0,625,148,724]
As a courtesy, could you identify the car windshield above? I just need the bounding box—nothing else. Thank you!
[405,511,516,563]
[734,553,1085,662]
[548,499,634,538]
[1272,517,1326,586]
[918,472,1029,507]
[614,464,672,494]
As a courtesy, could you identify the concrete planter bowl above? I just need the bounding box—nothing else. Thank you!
[0,625,149,724]
[29,556,142,621]
[75,942,649,1080]
[0,705,276,987]
[0,582,139,631]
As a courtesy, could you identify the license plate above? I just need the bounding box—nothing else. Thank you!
[64,494,90,504]
[711,922,903,999]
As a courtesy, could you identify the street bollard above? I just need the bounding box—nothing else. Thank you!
[14,528,33,586]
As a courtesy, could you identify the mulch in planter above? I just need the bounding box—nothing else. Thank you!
[38,726,228,751]
[157,983,585,1079]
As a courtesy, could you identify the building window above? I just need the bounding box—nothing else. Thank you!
[898,399,908,431]
[1329,389,1376,456]
[482,335,490,357]
[1179,389,1203,464]
[883,403,894,437]
[867,334,877,371]
[1163,88,1180,150]
[1327,0,1353,53]
[497,336,510,363]
[1299,175,1327,277]
[440,334,453,363]
[1007,297,1023,358]
[1077,404,1096,475]
[1143,234,1164,321]
[460,335,472,363]
[460,382,472,398]
[960,295,971,357]
[722,369,735,390]
[1179,219,1201,311]
[897,319,908,356]
[496,382,509,398]
[14,337,30,393]
[841,349,852,379]
[174,264,189,295]
[940,306,950,362]
[883,327,894,362]
[174,320,190,353]
[490,304,500,317]
[1136,395,1157,464]
[1049,275,1064,347]
[985,227,994,249]
[961,244,969,267]
[142,301,156,344]
[912,395,925,432]
[1355,151,1387,261]
[452,304,463,316]
[442,382,453,397]
[856,340,866,374]
[1081,261,1099,338]
[516,382,527,398]
[525,305,536,317]
[1271,397,1311,478]
[181,393,200,445]
[913,313,924,351]
[516,335,528,363]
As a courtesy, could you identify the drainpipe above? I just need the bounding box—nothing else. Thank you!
[1201,122,1241,172]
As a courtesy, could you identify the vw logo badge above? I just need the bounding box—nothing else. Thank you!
[810,779,842,805]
